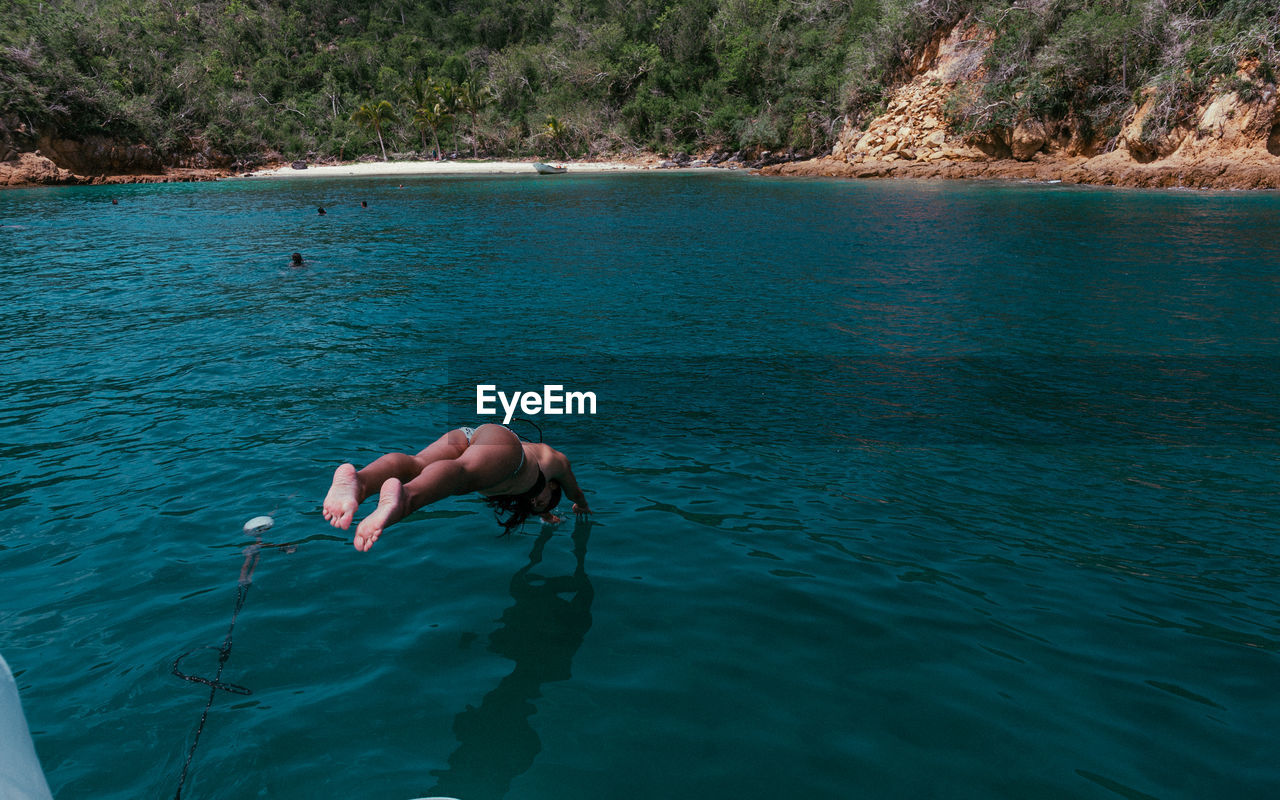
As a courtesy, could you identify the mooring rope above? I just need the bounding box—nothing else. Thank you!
[170,516,273,799]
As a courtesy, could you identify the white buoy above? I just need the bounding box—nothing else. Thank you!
[243,515,274,534]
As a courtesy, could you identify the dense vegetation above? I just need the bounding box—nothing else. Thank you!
[951,0,1280,150]
[1,0,1276,164]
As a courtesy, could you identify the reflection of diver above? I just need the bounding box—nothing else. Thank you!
[428,520,594,800]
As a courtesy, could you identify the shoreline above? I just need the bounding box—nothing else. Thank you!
[235,158,663,180]
[763,156,1280,192]
[0,153,739,188]
[7,149,1280,190]
[0,151,742,186]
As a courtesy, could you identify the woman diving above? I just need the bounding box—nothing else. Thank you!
[322,423,591,551]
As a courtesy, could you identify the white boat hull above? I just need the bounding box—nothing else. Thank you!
[1,653,54,800]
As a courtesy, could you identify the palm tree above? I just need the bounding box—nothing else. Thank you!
[351,100,396,161]
[414,99,453,160]
[544,115,571,159]
[401,77,433,154]
[453,80,492,159]
[435,79,460,155]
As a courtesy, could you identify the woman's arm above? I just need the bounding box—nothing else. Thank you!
[557,462,590,515]
[540,446,591,515]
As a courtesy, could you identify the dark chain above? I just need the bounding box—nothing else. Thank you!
[170,539,262,799]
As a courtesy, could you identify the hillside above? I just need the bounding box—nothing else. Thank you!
[2,0,1278,187]
[767,13,1280,188]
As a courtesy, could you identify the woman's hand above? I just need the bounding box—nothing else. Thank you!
[572,502,591,519]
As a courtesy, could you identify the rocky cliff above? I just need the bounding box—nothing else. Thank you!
[0,116,229,187]
[767,20,1280,189]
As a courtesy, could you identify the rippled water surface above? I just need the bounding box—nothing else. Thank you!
[2,173,1278,799]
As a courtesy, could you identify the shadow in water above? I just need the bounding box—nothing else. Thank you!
[427,519,594,800]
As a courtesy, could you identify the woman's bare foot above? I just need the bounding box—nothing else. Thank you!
[323,464,361,529]
[354,478,405,552]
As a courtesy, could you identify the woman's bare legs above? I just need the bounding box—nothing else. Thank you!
[326,425,526,552]
[323,430,468,530]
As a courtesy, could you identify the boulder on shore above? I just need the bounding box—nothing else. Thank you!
[0,152,77,186]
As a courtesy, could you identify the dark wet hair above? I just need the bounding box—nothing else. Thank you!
[544,481,562,513]
[483,480,562,536]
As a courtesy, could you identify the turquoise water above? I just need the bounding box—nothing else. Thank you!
[1,172,1278,799]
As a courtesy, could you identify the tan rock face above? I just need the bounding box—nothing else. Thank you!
[38,135,163,174]
[1174,80,1278,161]
[0,152,76,186]
[837,23,990,165]
[1010,120,1048,161]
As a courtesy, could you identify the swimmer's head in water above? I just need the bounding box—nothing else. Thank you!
[291,252,303,265]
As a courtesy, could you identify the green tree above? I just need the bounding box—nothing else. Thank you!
[351,99,396,160]
[543,114,571,158]
[453,79,493,158]
[414,95,454,159]
[401,77,432,150]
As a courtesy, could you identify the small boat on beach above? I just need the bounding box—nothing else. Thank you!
[533,162,567,174]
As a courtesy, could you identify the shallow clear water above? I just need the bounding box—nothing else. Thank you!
[1,173,1278,799]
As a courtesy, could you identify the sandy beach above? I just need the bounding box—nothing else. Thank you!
[1,152,732,188]
[237,159,659,180]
